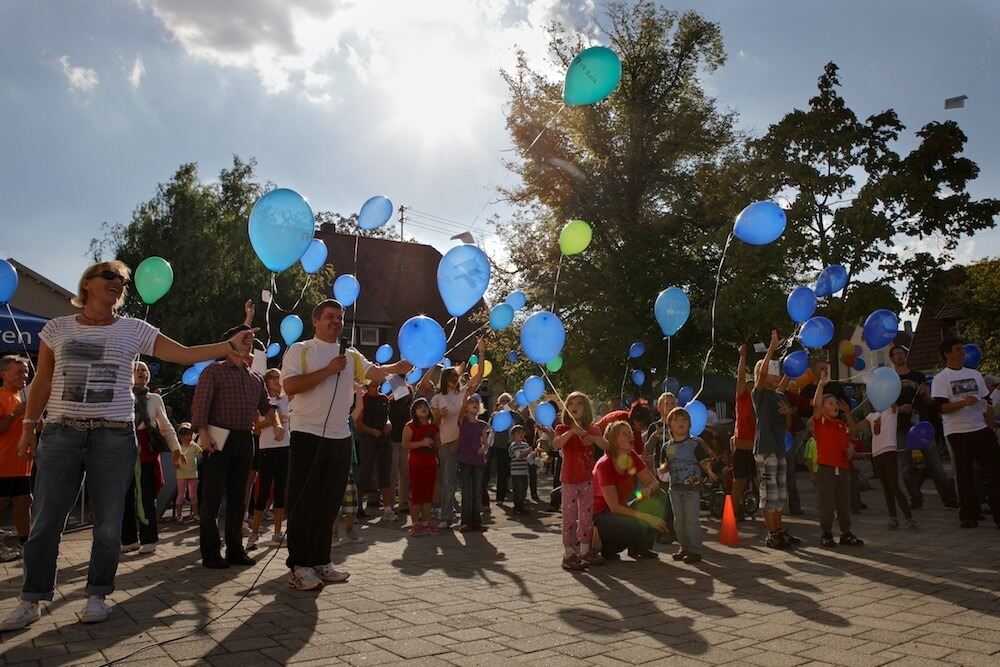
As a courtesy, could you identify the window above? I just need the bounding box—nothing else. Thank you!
[359,327,379,346]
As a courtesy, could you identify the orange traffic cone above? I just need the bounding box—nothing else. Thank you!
[719,495,740,546]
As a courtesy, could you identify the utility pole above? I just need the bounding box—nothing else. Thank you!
[398,205,407,241]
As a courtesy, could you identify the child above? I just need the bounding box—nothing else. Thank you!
[174,423,201,523]
[457,393,489,533]
[404,397,441,536]
[248,369,290,549]
[657,408,717,564]
[553,392,608,570]
[509,425,532,515]
[864,405,918,530]
[811,370,866,547]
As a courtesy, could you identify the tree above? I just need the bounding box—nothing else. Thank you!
[948,258,1000,374]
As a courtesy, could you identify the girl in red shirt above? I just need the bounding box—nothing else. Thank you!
[403,398,441,536]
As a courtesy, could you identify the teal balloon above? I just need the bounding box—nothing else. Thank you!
[800,316,834,348]
[654,287,690,337]
[686,400,708,437]
[359,196,393,230]
[733,201,786,246]
[248,188,315,272]
[491,410,513,432]
[333,274,361,307]
[786,286,817,324]
[631,369,645,387]
[398,315,446,369]
[265,343,281,359]
[505,290,526,310]
[280,315,303,346]
[815,264,848,297]
[489,304,515,330]
[375,344,393,364]
[563,46,622,106]
[867,367,902,412]
[0,259,18,303]
[535,402,557,428]
[523,375,545,403]
[437,244,490,317]
[299,238,328,274]
[520,311,565,364]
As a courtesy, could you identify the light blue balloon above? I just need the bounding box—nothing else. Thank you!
[375,344,393,364]
[563,46,622,106]
[535,402,557,428]
[520,310,565,364]
[359,195,393,230]
[507,351,518,363]
[523,375,545,403]
[437,244,491,317]
[663,377,680,394]
[248,188,315,272]
[399,315,446,369]
[333,274,361,307]
[265,342,281,359]
[380,381,392,394]
[443,358,453,368]
[181,366,202,387]
[406,367,424,384]
[0,259,18,303]
[786,286,817,324]
[491,411,513,433]
[782,350,809,378]
[489,304,515,330]
[505,290,527,310]
[280,315,303,346]
[867,367,902,412]
[515,390,529,408]
[299,238,328,274]
[628,341,645,359]
[631,369,646,387]
[800,316,834,348]
[677,385,694,407]
[194,361,213,371]
[654,287,690,337]
[686,400,708,437]
[733,201,786,246]
[815,264,848,297]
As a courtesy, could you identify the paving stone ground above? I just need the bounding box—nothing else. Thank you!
[1,471,999,666]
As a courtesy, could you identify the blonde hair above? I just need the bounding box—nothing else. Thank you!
[603,421,632,452]
[561,391,594,427]
[73,260,131,309]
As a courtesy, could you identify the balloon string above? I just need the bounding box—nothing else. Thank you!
[445,317,459,344]
[143,304,150,322]
[551,255,563,313]
[350,233,361,346]
[4,304,36,374]
[619,357,630,408]
[264,274,277,347]
[445,322,490,358]
[537,364,582,430]
[665,335,672,384]
[521,104,566,156]
[157,381,185,398]
[693,233,734,404]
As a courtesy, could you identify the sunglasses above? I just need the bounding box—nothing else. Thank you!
[89,269,128,284]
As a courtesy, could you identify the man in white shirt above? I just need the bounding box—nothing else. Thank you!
[930,337,1000,530]
[281,300,412,590]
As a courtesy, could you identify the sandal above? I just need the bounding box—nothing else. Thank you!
[580,552,605,566]
[561,554,588,571]
[839,532,864,546]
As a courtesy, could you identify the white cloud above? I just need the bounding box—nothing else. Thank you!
[58,56,99,91]
[128,55,145,89]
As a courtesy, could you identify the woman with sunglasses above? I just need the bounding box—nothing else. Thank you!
[0,261,256,631]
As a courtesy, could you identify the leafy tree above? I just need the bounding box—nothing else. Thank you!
[948,258,1000,374]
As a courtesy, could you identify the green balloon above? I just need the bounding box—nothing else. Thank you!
[135,256,174,305]
[546,355,564,372]
[559,220,592,256]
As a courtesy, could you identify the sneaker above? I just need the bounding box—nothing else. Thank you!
[288,566,323,591]
[265,510,274,520]
[0,546,21,563]
[906,519,919,531]
[80,596,111,624]
[246,533,259,551]
[580,552,605,566]
[138,543,157,555]
[561,554,588,571]
[409,524,424,537]
[0,601,40,631]
[780,529,801,545]
[271,532,285,545]
[821,533,837,548]
[765,532,788,549]
[886,518,899,530]
[120,542,139,554]
[682,552,703,564]
[672,549,687,562]
[314,563,350,583]
[344,531,363,543]
[839,532,864,546]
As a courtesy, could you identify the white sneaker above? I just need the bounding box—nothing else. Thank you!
[138,543,156,555]
[314,563,350,583]
[271,532,285,545]
[80,596,111,624]
[288,566,323,591]
[0,601,40,631]
[120,542,139,554]
[246,533,259,551]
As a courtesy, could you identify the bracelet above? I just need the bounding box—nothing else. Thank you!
[22,418,38,425]
[228,339,237,351]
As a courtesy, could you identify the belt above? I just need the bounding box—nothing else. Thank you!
[57,418,133,431]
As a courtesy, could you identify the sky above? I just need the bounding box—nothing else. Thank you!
[1,0,998,296]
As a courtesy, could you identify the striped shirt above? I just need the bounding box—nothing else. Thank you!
[508,440,532,476]
[39,316,159,422]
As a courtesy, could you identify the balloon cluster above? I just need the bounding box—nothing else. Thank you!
[837,340,867,372]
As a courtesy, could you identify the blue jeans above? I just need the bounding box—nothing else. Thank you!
[669,488,702,552]
[898,431,957,506]
[22,423,137,601]
[437,442,459,522]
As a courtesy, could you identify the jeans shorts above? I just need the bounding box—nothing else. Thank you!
[755,453,787,512]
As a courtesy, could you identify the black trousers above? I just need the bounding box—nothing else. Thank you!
[947,428,1000,525]
[286,431,352,568]
[528,464,539,499]
[594,511,656,556]
[122,460,158,546]
[512,475,529,511]
[199,430,253,560]
[873,451,911,520]
[255,447,290,511]
[484,446,511,502]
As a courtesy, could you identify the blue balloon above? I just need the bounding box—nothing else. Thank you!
[265,342,281,359]
[563,46,622,106]
[248,188,315,272]
[631,369,646,387]
[815,264,848,297]
[733,201,786,246]
[358,195,393,231]
[628,341,645,359]
[280,315,303,346]
[406,367,424,384]
[333,274,361,308]
[0,259,18,303]
[800,316,834,348]
[491,410,513,433]
[489,304,515,330]
[663,377,680,394]
[535,402,557,428]
[784,431,794,454]
[654,287,690,337]
[677,385,694,407]
[686,400,708,437]
[443,358,452,368]
[964,343,982,369]
[786,286,817,324]
[906,422,934,451]
[380,381,392,394]
[399,315,446,369]
[843,385,855,399]
[375,344,393,364]
[437,244,491,318]
[193,360,213,371]
[520,311,565,364]
[515,390,529,408]
[867,367,902,411]
[507,351,518,363]
[782,350,809,378]
[299,238,328,274]
[854,357,866,371]
[523,375,545,403]
[181,366,201,387]
[862,309,898,350]
[505,290,527,310]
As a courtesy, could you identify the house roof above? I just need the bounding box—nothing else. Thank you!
[906,266,967,373]
[7,259,74,298]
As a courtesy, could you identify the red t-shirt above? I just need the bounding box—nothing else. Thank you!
[813,416,851,469]
[592,449,647,515]
[594,410,643,451]
[406,421,439,463]
[734,390,756,441]
[0,389,30,478]
[555,424,602,484]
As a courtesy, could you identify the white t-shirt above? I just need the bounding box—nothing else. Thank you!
[932,366,989,436]
[281,338,372,440]
[865,408,898,457]
[431,391,465,443]
[40,316,159,421]
[136,391,180,451]
[258,394,290,449]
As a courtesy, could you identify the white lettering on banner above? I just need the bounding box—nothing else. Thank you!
[0,329,33,344]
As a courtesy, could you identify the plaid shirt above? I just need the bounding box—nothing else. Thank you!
[191,360,271,431]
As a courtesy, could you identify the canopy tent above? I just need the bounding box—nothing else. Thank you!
[0,306,48,354]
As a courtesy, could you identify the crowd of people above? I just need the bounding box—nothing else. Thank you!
[1,259,999,633]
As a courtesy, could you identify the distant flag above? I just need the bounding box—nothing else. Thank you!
[944,95,968,110]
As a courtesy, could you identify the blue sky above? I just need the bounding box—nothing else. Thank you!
[2,0,998,295]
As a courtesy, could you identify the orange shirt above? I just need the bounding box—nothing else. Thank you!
[0,388,31,478]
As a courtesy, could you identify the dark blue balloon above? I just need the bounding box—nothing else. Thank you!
[358,195,393,230]
[0,260,18,303]
[520,311,565,364]
[906,422,934,450]
[800,316,834,348]
[843,385,855,399]
[399,315,446,369]
[437,245,491,318]
[523,375,545,403]
[782,350,809,378]
[677,385,694,407]
[784,431,794,453]
[964,343,982,369]
[686,400,708,436]
[631,369,646,386]
[786,286,817,324]
[535,402,557,428]
[854,357,866,371]
[505,290,527,310]
[654,287,690,337]
[375,344,393,364]
[663,377,680,394]
[628,341,645,359]
[733,201,786,246]
[507,351,518,363]
[491,411,513,432]
[815,264,848,297]
[299,238,328,274]
[862,309,898,350]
